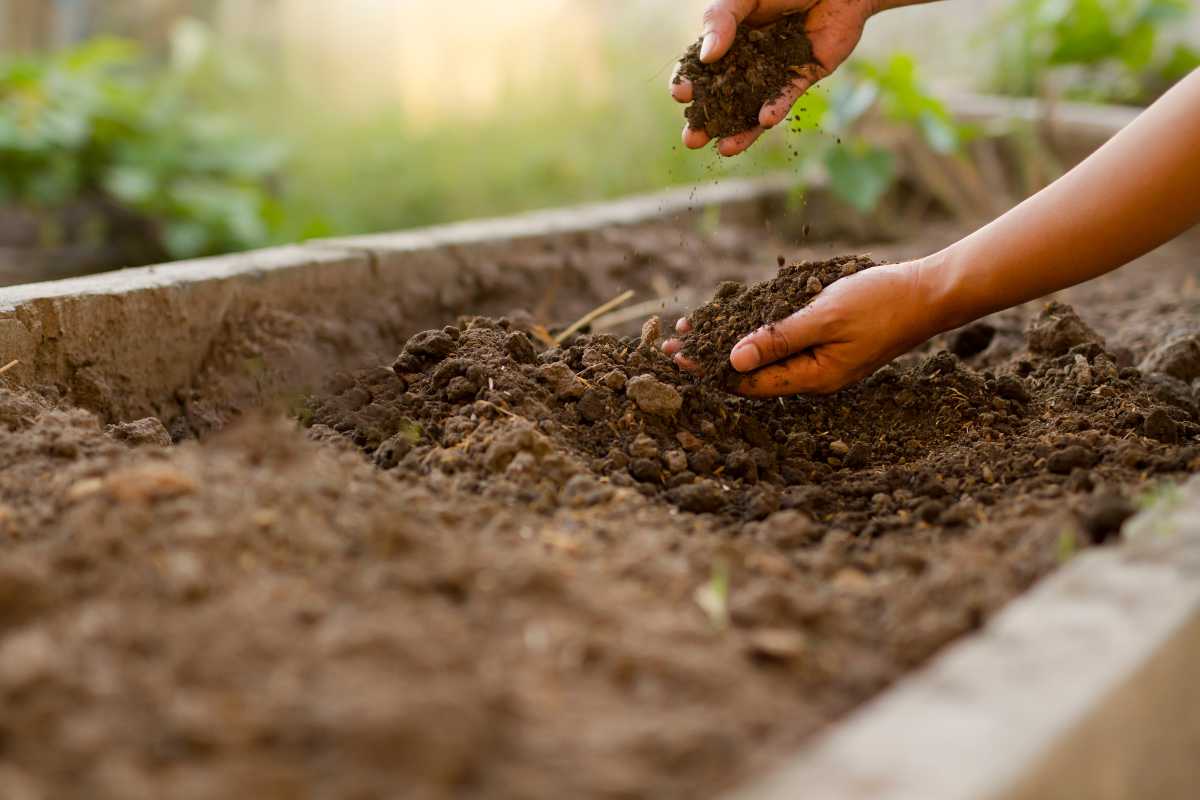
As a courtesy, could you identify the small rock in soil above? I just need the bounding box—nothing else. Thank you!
[626,375,683,417]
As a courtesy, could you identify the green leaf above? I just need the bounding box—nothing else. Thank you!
[1117,22,1156,70]
[825,145,895,213]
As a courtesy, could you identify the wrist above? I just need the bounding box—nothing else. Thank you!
[910,247,974,337]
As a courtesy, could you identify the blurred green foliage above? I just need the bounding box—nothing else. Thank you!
[0,21,298,260]
[788,54,968,212]
[989,0,1200,103]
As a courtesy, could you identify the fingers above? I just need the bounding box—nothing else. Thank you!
[662,337,683,357]
[716,127,764,157]
[730,305,827,372]
[759,66,827,128]
[683,126,711,150]
[675,318,693,335]
[734,353,839,398]
[700,0,757,63]
[670,74,693,104]
[674,354,702,374]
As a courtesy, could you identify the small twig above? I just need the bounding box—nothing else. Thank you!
[554,290,636,345]
[592,291,700,332]
[0,359,18,376]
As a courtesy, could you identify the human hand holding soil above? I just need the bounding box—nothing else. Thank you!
[668,67,1200,397]
[663,261,941,396]
[671,0,937,156]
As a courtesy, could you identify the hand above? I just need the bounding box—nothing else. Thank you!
[663,261,944,396]
[671,0,877,156]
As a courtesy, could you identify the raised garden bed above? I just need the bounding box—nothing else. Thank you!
[0,95,1198,800]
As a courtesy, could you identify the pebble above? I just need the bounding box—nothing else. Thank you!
[805,276,823,294]
[676,431,703,451]
[626,375,683,417]
[828,440,850,456]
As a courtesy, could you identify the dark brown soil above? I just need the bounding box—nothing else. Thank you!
[680,254,876,388]
[2,217,1199,799]
[676,14,815,139]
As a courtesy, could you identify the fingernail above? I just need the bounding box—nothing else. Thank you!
[730,340,760,372]
[700,32,718,62]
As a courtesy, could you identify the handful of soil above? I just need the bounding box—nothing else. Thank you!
[676,14,816,139]
[681,255,877,389]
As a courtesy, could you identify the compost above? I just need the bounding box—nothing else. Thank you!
[676,13,816,139]
[1,224,1199,799]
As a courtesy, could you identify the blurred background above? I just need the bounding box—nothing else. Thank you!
[1,0,1198,282]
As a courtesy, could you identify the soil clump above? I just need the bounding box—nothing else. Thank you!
[679,254,874,389]
[676,14,816,139]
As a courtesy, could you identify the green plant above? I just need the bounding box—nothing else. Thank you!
[987,0,1200,104]
[787,54,969,212]
[0,21,301,261]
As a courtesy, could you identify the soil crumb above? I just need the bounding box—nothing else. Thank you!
[681,254,875,388]
[676,14,816,139]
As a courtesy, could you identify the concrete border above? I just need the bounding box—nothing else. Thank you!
[730,480,1200,800]
[0,177,794,423]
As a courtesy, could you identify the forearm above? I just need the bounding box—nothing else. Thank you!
[924,68,1200,333]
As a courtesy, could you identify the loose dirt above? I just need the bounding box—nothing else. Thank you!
[680,254,875,388]
[676,14,816,139]
[2,218,1200,799]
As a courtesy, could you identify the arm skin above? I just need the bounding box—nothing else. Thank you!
[671,0,942,155]
[664,67,1200,397]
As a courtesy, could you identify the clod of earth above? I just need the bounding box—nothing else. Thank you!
[676,14,816,139]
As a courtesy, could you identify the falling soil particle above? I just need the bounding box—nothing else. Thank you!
[676,14,816,139]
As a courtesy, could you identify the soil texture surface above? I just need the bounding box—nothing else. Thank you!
[2,218,1200,799]
[676,14,815,139]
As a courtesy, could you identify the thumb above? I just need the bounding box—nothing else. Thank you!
[700,0,757,62]
[730,303,827,372]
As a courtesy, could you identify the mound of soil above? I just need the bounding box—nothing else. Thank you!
[3,221,1200,799]
[681,254,875,388]
[676,14,815,139]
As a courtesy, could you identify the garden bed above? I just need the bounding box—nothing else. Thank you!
[1,96,1198,799]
